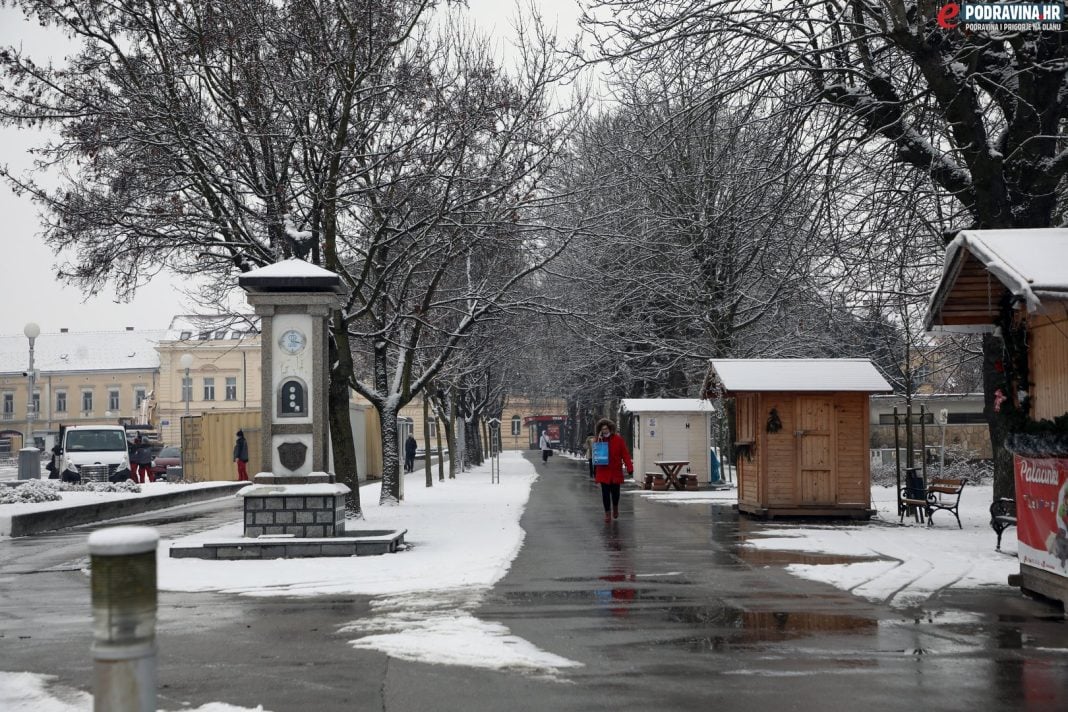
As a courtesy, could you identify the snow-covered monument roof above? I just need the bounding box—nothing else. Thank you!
[926,228,1068,331]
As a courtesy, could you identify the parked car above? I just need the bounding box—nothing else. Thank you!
[152,446,182,479]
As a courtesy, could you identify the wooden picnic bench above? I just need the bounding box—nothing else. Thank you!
[989,498,1017,551]
[899,477,966,528]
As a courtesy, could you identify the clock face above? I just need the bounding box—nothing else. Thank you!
[278,329,307,355]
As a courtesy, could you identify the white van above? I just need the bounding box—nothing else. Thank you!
[58,425,132,483]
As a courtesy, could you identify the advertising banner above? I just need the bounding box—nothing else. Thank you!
[1014,455,1068,578]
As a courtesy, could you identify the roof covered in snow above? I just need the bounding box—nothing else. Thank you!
[0,329,167,374]
[705,359,892,394]
[926,228,1068,332]
[238,259,344,293]
[620,398,717,413]
[163,315,258,342]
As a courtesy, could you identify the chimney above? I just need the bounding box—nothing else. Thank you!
[60,328,69,333]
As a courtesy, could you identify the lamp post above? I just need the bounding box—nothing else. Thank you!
[178,354,193,461]
[18,323,41,480]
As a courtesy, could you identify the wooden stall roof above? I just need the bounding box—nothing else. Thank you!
[703,359,892,396]
[926,229,1068,332]
[620,398,717,413]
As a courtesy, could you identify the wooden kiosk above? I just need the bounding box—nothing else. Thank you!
[703,359,891,519]
[926,228,1068,610]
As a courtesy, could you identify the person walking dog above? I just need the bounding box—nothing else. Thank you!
[592,418,633,523]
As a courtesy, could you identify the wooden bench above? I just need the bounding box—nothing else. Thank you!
[989,498,1017,551]
[899,477,966,528]
[678,474,699,491]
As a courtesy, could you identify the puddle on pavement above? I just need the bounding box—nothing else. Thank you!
[736,549,881,567]
[653,606,877,649]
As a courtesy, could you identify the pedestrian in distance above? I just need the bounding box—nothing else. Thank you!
[592,418,633,523]
[539,429,553,463]
[404,434,418,473]
[233,430,249,482]
[130,435,155,483]
[582,431,595,479]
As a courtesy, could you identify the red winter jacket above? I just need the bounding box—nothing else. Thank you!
[594,433,633,485]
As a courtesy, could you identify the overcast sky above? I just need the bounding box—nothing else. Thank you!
[0,1,582,339]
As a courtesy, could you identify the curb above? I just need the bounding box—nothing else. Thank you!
[8,483,250,537]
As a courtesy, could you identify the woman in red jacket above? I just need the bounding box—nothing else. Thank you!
[593,418,633,522]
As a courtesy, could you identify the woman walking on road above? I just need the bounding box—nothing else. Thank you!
[539,430,553,463]
[592,418,633,523]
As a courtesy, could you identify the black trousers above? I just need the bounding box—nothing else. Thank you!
[600,483,621,512]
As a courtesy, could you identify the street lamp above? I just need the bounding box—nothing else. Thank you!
[23,322,40,450]
[179,353,194,460]
[17,322,41,480]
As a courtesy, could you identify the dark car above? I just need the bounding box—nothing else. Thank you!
[151,446,182,479]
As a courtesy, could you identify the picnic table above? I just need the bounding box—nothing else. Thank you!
[654,460,690,491]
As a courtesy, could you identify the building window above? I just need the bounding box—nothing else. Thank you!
[135,388,146,409]
[203,377,215,401]
[2,393,13,416]
[56,391,67,413]
[180,330,192,340]
[214,330,227,340]
[32,391,40,415]
[225,377,238,401]
[427,420,438,438]
[181,377,192,403]
[198,331,210,340]
[109,389,120,411]
[82,391,93,413]
[511,415,521,436]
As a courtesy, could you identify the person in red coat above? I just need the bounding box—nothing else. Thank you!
[593,418,633,522]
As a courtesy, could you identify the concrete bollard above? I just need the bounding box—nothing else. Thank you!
[88,526,159,712]
[17,447,40,480]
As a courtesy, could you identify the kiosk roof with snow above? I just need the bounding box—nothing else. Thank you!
[704,359,892,395]
[926,228,1068,332]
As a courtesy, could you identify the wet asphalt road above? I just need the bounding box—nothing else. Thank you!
[1,452,1066,711]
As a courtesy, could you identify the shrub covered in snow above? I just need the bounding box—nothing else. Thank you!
[60,481,142,494]
[0,480,63,505]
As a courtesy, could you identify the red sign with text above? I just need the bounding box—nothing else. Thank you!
[1014,456,1068,578]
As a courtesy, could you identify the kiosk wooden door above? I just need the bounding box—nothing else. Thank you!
[797,397,834,505]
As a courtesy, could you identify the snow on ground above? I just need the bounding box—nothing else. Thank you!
[156,452,581,678]
[1,453,1030,709]
[632,481,1020,609]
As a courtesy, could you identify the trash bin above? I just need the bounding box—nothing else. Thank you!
[905,468,925,500]
[18,447,41,480]
[165,465,184,482]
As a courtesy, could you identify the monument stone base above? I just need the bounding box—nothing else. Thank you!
[241,473,349,538]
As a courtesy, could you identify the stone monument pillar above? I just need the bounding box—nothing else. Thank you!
[236,259,350,538]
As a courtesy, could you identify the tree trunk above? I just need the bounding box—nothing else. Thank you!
[982,334,1016,501]
[423,396,433,488]
[435,414,445,482]
[378,404,402,504]
[328,319,361,517]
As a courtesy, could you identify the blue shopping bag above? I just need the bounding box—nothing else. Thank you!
[592,441,609,466]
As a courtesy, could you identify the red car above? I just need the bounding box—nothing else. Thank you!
[151,446,182,479]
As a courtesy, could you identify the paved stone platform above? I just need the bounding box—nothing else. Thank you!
[168,529,407,559]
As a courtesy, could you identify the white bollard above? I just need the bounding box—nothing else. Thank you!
[88,526,159,712]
